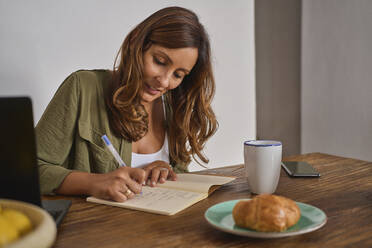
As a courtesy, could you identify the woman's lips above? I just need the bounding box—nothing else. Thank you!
[144,83,160,95]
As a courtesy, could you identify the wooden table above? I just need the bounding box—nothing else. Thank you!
[50,153,372,247]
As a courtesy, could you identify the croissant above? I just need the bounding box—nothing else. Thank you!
[232,194,301,232]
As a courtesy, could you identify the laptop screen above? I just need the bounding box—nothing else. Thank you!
[0,97,42,206]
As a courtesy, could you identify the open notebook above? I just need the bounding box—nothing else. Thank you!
[87,173,235,215]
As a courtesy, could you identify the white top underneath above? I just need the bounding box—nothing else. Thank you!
[131,133,169,168]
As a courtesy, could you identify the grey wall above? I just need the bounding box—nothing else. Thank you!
[302,0,372,161]
[255,0,301,157]
[0,0,256,171]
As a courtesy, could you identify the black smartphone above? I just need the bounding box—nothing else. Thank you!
[281,161,320,177]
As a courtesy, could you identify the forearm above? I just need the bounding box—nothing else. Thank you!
[56,167,145,202]
[55,171,99,196]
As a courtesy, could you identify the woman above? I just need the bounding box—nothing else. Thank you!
[36,6,217,202]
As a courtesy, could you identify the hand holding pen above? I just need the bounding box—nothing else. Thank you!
[86,135,145,202]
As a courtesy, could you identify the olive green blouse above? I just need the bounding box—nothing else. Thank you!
[36,70,187,195]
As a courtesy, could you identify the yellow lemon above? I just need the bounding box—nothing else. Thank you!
[0,216,19,246]
[2,209,32,235]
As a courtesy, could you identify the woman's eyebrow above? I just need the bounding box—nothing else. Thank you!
[156,51,190,74]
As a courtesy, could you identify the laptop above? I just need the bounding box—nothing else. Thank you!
[0,97,71,226]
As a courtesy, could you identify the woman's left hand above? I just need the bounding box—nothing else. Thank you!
[143,160,177,187]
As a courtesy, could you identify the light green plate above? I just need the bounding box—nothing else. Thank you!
[204,199,327,238]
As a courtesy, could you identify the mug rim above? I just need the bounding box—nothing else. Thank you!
[244,140,282,147]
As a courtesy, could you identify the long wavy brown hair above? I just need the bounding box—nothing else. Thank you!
[106,6,218,168]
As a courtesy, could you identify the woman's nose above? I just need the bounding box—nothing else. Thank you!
[157,72,171,89]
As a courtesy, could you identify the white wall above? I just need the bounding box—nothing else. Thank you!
[302,0,372,161]
[0,0,255,171]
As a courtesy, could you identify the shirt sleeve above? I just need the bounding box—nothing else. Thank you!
[35,72,80,194]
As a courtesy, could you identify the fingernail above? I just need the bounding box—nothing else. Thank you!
[160,178,165,183]
[152,181,156,186]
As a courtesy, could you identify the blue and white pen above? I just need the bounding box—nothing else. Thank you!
[102,134,145,188]
[101,135,126,167]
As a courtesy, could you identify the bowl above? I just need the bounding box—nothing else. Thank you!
[0,199,56,248]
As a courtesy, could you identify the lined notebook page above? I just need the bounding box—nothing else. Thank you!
[86,174,235,215]
[87,186,206,215]
[157,174,235,193]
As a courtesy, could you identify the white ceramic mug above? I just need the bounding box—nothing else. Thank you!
[244,140,282,194]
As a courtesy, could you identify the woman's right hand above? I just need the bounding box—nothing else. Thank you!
[89,167,146,202]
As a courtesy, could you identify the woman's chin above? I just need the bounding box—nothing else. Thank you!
[141,94,160,104]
